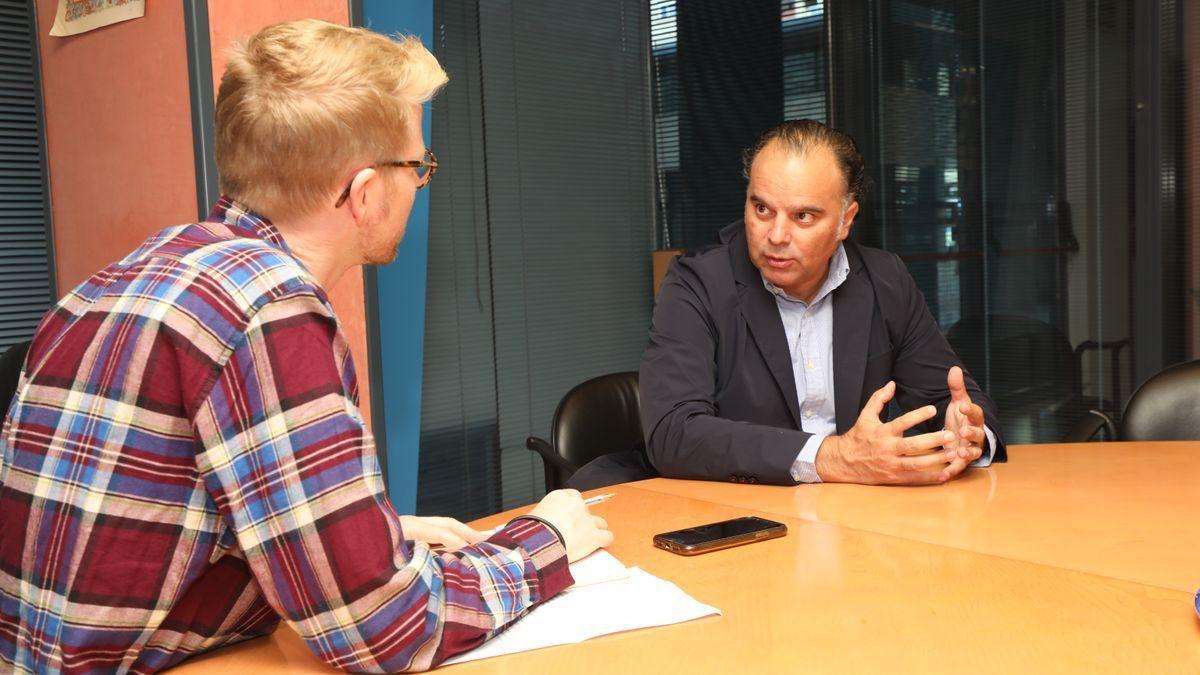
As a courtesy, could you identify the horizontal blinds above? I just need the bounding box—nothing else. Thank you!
[420,0,655,518]
[0,0,52,353]
[419,0,502,520]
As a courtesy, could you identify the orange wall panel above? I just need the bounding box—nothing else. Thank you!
[36,0,198,294]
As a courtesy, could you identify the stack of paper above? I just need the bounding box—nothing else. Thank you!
[444,551,720,665]
[560,549,630,589]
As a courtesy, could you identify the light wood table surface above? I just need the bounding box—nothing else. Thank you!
[632,442,1200,593]
[172,444,1200,673]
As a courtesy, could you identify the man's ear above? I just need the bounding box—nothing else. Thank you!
[838,200,860,240]
[346,167,380,225]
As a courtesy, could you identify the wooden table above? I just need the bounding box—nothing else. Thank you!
[635,442,1200,592]
[173,443,1200,673]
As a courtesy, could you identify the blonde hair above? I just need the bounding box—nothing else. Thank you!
[215,19,448,219]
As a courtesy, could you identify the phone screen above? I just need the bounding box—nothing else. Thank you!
[656,516,783,547]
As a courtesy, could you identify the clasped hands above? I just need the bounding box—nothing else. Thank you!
[815,366,986,485]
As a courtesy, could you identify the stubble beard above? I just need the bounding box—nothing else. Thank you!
[361,201,402,266]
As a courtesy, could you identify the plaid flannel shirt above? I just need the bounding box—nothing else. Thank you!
[0,198,572,674]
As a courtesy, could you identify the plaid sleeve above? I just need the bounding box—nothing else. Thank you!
[190,290,573,673]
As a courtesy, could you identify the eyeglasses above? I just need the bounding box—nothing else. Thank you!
[334,148,439,208]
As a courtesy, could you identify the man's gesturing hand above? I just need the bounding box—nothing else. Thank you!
[942,365,986,475]
[815,380,965,485]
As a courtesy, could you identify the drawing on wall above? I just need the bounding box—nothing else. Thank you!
[49,0,145,37]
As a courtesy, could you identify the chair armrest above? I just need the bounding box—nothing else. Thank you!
[1074,338,1131,355]
[1064,409,1116,443]
[525,436,579,474]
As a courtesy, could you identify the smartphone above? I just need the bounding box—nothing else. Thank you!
[653,516,787,556]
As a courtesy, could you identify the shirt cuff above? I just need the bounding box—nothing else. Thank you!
[790,433,826,484]
[496,518,575,602]
[971,426,998,467]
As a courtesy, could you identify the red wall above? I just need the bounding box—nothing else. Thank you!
[36,0,373,425]
[36,0,197,293]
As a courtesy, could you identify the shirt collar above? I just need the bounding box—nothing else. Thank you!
[206,196,293,255]
[762,242,850,306]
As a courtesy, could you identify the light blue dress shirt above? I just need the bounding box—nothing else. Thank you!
[764,243,996,483]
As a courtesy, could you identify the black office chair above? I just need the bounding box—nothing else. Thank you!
[1,340,32,422]
[525,371,642,491]
[1063,409,1117,443]
[1117,359,1200,441]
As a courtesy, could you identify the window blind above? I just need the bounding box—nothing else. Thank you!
[0,0,53,353]
[419,0,655,518]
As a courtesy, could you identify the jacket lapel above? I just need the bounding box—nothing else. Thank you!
[728,224,803,429]
[832,244,873,433]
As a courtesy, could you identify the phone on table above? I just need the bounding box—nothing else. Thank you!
[653,516,787,556]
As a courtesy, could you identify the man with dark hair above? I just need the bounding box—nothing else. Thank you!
[636,119,1004,486]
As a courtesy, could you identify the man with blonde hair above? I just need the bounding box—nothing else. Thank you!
[0,19,609,673]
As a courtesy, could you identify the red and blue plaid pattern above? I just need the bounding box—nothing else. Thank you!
[0,198,571,673]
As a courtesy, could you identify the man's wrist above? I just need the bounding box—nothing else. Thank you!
[509,515,565,551]
[815,435,841,482]
[971,426,998,467]
[791,434,826,483]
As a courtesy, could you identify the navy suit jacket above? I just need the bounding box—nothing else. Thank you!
[639,221,1006,485]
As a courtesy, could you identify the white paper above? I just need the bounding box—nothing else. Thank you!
[564,549,630,590]
[477,532,630,589]
[444,566,720,665]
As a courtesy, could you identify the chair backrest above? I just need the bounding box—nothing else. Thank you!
[549,371,642,485]
[1,340,32,423]
[1119,359,1200,441]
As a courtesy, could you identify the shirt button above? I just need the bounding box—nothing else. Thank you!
[805,409,814,418]
[807,360,815,370]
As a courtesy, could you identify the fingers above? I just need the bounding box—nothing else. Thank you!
[891,440,980,485]
[884,404,938,434]
[889,468,954,486]
[895,447,957,472]
[429,527,470,551]
[441,517,488,545]
[947,366,969,402]
[956,423,986,451]
[891,452,973,485]
[594,527,615,549]
[403,516,490,550]
[960,400,985,426]
[860,381,896,421]
[591,515,614,549]
[898,429,957,455]
[954,441,984,463]
[940,455,971,482]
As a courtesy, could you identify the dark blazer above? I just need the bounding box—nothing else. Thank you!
[639,221,1005,485]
